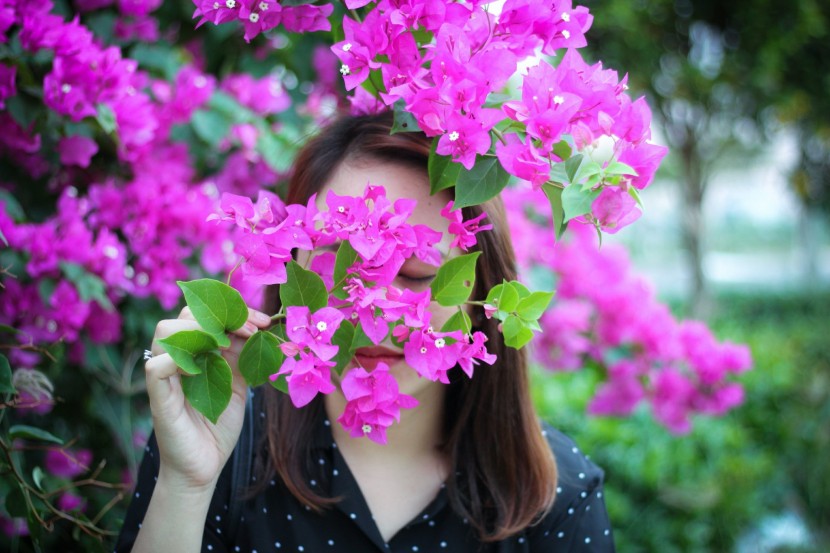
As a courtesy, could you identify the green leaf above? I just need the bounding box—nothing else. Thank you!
[351,323,374,351]
[572,158,603,185]
[440,310,472,334]
[9,425,63,445]
[564,154,584,183]
[628,185,644,208]
[178,279,249,348]
[428,138,462,195]
[453,156,511,209]
[238,330,284,387]
[0,353,13,394]
[515,291,555,321]
[32,467,45,491]
[280,261,328,312]
[552,139,573,161]
[129,43,182,80]
[430,252,481,307]
[4,486,27,518]
[279,0,319,6]
[0,227,7,247]
[542,184,567,240]
[95,104,117,134]
[549,161,569,185]
[257,132,295,173]
[485,281,519,318]
[502,315,534,349]
[561,184,601,223]
[191,110,231,147]
[60,262,113,310]
[391,99,421,133]
[0,189,26,222]
[330,322,356,375]
[5,94,39,129]
[507,281,531,300]
[158,330,220,375]
[180,352,233,424]
[333,241,359,297]
[604,161,638,176]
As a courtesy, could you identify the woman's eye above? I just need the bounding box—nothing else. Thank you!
[399,274,436,284]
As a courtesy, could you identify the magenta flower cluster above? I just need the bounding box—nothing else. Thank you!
[0,1,301,371]
[214,186,495,443]
[192,0,333,42]
[505,188,752,434]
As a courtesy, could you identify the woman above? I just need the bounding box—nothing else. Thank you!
[116,112,615,552]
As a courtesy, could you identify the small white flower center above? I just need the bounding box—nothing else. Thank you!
[362,424,372,434]
[249,12,259,22]
[561,30,571,39]
[553,95,564,105]
[316,321,327,332]
[434,338,446,348]
[342,43,352,52]
[213,2,219,9]
[194,76,208,88]
[339,64,351,76]
[61,84,72,93]
[225,0,236,7]
[448,131,460,142]
[561,12,570,22]
[136,272,149,286]
[259,1,269,10]
[337,206,346,213]
[351,312,359,319]
[420,347,428,354]
[104,246,119,259]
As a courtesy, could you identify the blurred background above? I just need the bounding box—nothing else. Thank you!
[531,1,830,551]
[1,0,828,551]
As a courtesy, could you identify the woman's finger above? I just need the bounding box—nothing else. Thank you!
[144,353,182,415]
[247,307,272,327]
[151,319,203,356]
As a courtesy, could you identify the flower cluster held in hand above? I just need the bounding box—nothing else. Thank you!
[213,186,494,443]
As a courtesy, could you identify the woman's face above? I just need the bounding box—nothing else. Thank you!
[299,158,459,401]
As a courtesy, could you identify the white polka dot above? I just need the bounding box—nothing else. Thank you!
[263,507,268,513]
[274,543,281,549]
[333,469,339,476]
[422,514,429,520]
[581,491,587,498]
[557,531,565,538]
[578,472,585,479]
[586,505,591,511]
[324,419,331,426]
[287,513,292,520]
[428,520,436,527]
[207,546,213,551]
[518,536,525,543]
[585,537,591,544]
[319,458,325,465]
[310,479,317,486]
[135,492,140,498]
[440,542,447,548]
[604,529,610,536]
[572,446,578,453]
[556,486,562,494]
[598,492,603,498]
[350,513,357,519]
[412,547,418,552]
[328,540,334,546]
[234,547,240,552]
[298,547,304,552]
[568,508,574,515]
[216,515,221,521]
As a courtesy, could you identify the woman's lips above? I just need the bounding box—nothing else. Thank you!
[353,346,404,371]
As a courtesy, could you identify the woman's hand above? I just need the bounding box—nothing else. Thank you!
[144,306,272,493]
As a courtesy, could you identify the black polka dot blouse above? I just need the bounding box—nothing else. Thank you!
[115,396,615,552]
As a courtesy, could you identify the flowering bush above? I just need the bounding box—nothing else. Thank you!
[0,0,750,548]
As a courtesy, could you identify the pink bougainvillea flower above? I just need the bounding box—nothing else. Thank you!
[273,351,336,408]
[45,448,93,479]
[58,135,99,168]
[440,201,492,251]
[337,363,418,444]
[590,185,641,234]
[285,306,345,361]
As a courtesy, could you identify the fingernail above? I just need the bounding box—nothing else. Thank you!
[252,311,271,325]
[242,322,256,336]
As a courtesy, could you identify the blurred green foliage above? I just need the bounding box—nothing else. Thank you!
[532,292,830,552]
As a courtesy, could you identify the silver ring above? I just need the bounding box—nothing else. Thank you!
[143,349,154,361]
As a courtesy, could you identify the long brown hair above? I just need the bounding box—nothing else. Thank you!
[256,112,557,541]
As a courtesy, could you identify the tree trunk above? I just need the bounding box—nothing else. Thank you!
[678,139,711,318]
